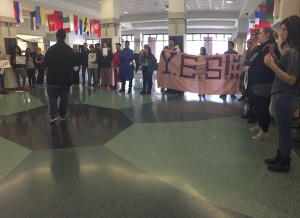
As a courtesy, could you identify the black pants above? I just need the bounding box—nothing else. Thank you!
[36,65,44,85]
[121,80,132,90]
[82,66,87,85]
[73,68,80,85]
[27,68,36,86]
[253,94,271,132]
[142,67,153,92]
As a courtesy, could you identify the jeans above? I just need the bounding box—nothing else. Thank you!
[27,68,36,86]
[142,66,153,92]
[87,68,98,86]
[47,85,70,119]
[253,94,271,132]
[274,93,299,158]
[0,72,4,89]
[82,66,87,85]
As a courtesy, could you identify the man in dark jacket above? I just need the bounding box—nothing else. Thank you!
[43,29,73,124]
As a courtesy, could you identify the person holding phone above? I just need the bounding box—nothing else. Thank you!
[264,15,300,172]
[247,27,280,140]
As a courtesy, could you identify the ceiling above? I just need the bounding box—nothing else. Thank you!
[19,0,264,34]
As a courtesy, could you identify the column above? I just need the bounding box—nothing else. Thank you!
[168,0,186,52]
[133,30,142,53]
[100,0,121,52]
[0,0,18,88]
[275,0,300,21]
[235,18,248,54]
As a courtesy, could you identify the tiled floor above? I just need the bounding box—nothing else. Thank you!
[1,75,300,218]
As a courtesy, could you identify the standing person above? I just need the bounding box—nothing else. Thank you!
[10,46,27,90]
[43,29,73,124]
[139,44,157,95]
[119,40,134,93]
[99,42,113,89]
[112,43,122,90]
[87,45,98,88]
[164,38,182,94]
[264,15,300,172]
[0,45,8,94]
[95,43,101,85]
[25,48,36,88]
[35,47,45,86]
[198,47,208,97]
[242,29,260,123]
[133,52,141,73]
[72,45,81,86]
[80,42,89,86]
[248,27,280,140]
[220,41,238,99]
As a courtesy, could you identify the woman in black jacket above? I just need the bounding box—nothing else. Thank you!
[248,27,280,140]
[72,45,81,85]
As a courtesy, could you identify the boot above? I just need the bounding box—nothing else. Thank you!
[267,158,291,172]
[265,150,281,164]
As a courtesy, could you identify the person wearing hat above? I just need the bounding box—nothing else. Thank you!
[43,29,74,124]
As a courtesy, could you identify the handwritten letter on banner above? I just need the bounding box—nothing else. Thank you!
[157,50,241,95]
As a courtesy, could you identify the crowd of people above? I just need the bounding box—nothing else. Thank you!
[1,15,300,172]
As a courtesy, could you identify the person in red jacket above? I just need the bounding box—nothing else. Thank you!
[112,43,122,89]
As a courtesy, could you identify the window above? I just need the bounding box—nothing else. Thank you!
[142,34,169,60]
[121,35,134,49]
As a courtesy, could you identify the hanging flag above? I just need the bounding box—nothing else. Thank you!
[30,11,40,30]
[54,10,64,30]
[13,1,24,23]
[36,6,41,26]
[73,15,78,31]
[63,16,70,33]
[83,17,87,32]
[69,15,74,31]
[40,7,46,25]
[92,19,101,37]
[79,19,83,35]
[47,14,56,32]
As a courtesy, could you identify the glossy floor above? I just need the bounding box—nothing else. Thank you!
[0,76,300,218]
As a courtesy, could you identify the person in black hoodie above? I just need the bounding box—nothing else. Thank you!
[99,42,113,89]
[72,45,81,85]
[80,43,89,86]
[248,27,280,140]
[43,29,73,124]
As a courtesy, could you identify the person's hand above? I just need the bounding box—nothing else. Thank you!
[264,54,276,68]
[243,66,250,71]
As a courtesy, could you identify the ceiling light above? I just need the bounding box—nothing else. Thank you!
[214,7,220,9]
[226,1,234,3]
[124,12,128,14]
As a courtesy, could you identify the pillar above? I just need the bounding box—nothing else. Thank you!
[235,18,248,54]
[100,0,121,52]
[133,30,142,53]
[0,0,18,88]
[168,0,186,52]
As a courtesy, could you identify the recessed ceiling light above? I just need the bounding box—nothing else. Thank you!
[214,7,220,9]
[226,1,234,3]
[166,8,169,11]
[124,11,128,14]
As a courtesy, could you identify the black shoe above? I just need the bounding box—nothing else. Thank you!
[119,89,125,93]
[231,94,237,99]
[219,95,226,98]
[265,150,281,164]
[237,96,246,102]
[146,91,151,95]
[128,89,132,94]
[140,90,146,94]
[267,158,291,172]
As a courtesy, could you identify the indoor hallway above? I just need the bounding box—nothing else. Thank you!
[0,75,300,217]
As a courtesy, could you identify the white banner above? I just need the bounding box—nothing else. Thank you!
[0,60,11,69]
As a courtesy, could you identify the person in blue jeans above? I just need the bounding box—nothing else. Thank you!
[43,29,73,124]
[264,15,300,172]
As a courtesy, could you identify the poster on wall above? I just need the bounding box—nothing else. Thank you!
[4,38,17,55]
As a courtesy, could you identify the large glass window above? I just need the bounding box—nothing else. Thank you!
[186,33,233,55]
[142,34,169,60]
[121,35,134,49]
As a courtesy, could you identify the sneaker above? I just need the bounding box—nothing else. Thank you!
[252,130,269,140]
[119,89,125,93]
[60,116,67,121]
[219,95,226,98]
[50,117,58,124]
[231,94,237,99]
[237,96,246,102]
[249,125,261,132]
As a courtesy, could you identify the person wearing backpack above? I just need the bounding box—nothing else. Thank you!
[139,44,157,95]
